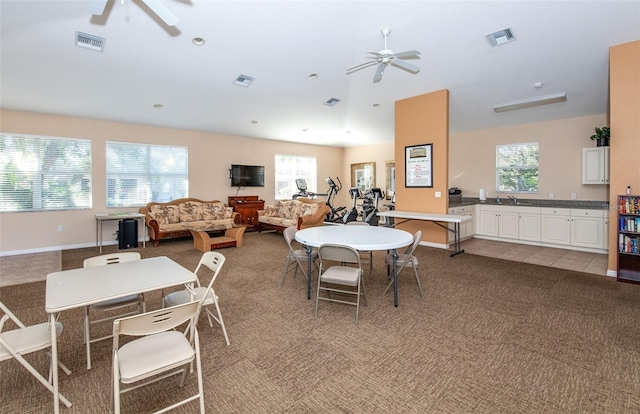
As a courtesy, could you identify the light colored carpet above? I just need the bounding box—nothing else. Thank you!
[0,251,61,287]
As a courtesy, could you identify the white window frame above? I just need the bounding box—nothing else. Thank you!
[496,142,539,193]
[274,155,317,200]
[106,141,188,207]
[0,133,92,212]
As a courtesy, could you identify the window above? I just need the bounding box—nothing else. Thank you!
[496,142,539,193]
[106,141,188,207]
[274,155,317,200]
[0,133,92,212]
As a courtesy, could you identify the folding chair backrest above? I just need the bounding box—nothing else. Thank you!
[405,230,422,256]
[283,226,297,251]
[84,252,141,268]
[318,244,361,266]
[113,301,200,338]
[193,251,226,291]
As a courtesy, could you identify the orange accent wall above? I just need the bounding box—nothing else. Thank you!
[609,40,640,272]
[394,89,449,245]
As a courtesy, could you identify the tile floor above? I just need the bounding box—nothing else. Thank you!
[458,238,610,277]
[0,251,61,288]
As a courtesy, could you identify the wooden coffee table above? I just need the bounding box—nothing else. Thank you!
[187,225,246,252]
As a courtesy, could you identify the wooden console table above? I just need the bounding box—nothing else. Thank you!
[228,196,265,231]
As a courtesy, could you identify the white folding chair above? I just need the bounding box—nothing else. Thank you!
[112,301,205,414]
[0,301,72,409]
[163,251,230,346]
[345,221,374,277]
[281,226,318,287]
[83,252,145,370]
[315,243,367,325]
[384,230,424,299]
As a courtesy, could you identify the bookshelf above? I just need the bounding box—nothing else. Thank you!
[617,194,640,283]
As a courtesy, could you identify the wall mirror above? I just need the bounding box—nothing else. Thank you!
[350,162,376,193]
[385,161,395,200]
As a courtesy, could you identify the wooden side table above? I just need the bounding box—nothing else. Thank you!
[228,196,265,231]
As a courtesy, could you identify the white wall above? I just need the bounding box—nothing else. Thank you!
[0,109,610,255]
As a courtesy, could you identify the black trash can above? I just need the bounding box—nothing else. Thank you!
[118,218,138,249]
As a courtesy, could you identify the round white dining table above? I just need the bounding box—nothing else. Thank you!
[295,225,413,307]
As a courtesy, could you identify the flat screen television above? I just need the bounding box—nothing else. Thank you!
[230,164,265,187]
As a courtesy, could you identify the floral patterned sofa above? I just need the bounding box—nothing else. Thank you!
[257,197,330,232]
[140,198,240,247]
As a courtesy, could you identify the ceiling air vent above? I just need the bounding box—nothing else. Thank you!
[485,28,516,47]
[233,75,254,87]
[75,31,105,52]
[324,98,340,107]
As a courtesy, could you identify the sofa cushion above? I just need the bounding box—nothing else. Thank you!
[299,201,319,217]
[201,202,232,221]
[179,201,204,222]
[149,205,180,224]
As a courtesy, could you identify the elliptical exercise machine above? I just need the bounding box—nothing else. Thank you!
[342,187,362,224]
[361,188,385,226]
[324,177,347,223]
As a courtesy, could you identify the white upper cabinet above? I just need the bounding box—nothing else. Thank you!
[582,147,609,184]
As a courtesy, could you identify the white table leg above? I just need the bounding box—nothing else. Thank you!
[50,313,59,414]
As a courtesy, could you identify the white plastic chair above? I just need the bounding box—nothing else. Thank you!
[315,243,367,325]
[163,251,230,346]
[0,301,72,409]
[111,301,204,414]
[384,230,424,299]
[281,226,318,288]
[83,252,145,370]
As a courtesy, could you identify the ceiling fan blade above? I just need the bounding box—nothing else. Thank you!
[346,60,377,73]
[141,0,179,26]
[390,59,420,73]
[373,63,386,82]
[88,0,108,15]
[393,50,422,59]
[366,51,383,57]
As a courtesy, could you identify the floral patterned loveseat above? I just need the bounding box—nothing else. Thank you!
[257,197,330,232]
[140,198,240,247]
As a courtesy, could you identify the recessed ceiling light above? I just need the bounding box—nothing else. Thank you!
[251,120,258,124]
[302,128,308,132]
[153,104,164,109]
[373,103,381,108]
[309,73,318,79]
[534,82,543,89]
[192,37,205,46]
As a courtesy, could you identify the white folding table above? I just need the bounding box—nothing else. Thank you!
[295,225,413,307]
[377,210,472,257]
[45,256,196,413]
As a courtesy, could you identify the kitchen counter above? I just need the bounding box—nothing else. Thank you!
[449,197,609,210]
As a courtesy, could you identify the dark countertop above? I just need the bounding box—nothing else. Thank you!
[449,197,609,210]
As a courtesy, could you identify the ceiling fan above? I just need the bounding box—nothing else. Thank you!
[88,0,179,27]
[347,28,421,83]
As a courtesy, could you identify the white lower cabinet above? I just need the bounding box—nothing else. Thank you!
[477,205,606,252]
[570,209,604,249]
[448,206,475,243]
[541,208,571,245]
[518,212,541,242]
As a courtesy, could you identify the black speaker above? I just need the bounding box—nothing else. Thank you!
[118,219,138,250]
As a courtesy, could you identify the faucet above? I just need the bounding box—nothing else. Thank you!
[508,195,518,204]
[495,195,501,204]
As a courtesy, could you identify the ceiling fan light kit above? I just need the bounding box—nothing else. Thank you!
[493,93,567,112]
[347,27,421,83]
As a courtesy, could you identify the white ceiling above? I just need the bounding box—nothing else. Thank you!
[1,1,639,147]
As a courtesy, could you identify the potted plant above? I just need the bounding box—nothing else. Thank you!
[590,126,610,147]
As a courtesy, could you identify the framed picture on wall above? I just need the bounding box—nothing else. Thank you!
[405,144,433,188]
